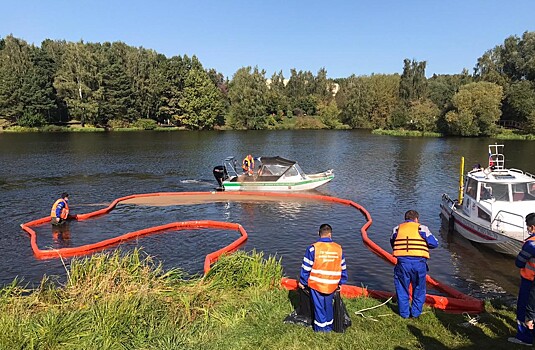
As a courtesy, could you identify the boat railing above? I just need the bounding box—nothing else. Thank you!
[509,168,535,180]
[441,193,457,210]
[223,157,240,178]
[491,210,527,238]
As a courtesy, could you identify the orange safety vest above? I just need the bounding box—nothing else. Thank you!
[392,221,430,259]
[50,199,69,220]
[520,236,535,280]
[307,241,343,294]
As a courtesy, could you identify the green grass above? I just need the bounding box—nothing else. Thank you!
[0,249,521,349]
[372,129,443,137]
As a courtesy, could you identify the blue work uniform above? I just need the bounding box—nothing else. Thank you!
[299,237,348,332]
[390,220,438,318]
[513,235,535,345]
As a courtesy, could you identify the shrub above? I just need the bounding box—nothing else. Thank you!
[18,113,47,127]
[133,119,157,130]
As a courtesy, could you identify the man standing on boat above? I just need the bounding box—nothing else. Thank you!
[510,212,535,346]
[391,210,438,319]
[242,154,255,176]
[298,224,348,332]
[50,192,69,226]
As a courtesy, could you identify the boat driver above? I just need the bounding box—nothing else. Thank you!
[242,154,255,176]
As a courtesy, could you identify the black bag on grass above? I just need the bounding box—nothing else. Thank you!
[333,290,352,333]
[283,287,313,327]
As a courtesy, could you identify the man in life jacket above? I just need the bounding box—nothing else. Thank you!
[50,192,70,226]
[298,224,348,332]
[242,154,254,176]
[510,212,535,346]
[390,210,438,319]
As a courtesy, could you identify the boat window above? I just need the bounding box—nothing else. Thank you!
[283,166,299,177]
[487,183,509,201]
[477,207,491,222]
[513,182,535,201]
[465,178,477,198]
[478,183,493,200]
[262,164,289,176]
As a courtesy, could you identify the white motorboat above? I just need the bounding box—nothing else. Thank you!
[212,156,334,192]
[440,144,535,256]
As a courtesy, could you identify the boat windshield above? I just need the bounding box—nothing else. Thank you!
[512,181,535,202]
[477,182,508,201]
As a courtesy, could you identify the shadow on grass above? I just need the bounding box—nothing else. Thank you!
[395,303,522,350]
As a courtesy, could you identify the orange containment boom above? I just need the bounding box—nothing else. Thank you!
[20,191,484,314]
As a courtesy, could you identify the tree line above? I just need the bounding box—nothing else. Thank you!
[1,32,534,136]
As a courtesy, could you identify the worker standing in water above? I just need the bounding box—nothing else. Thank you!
[391,210,438,319]
[242,154,255,176]
[50,192,70,226]
[298,224,348,332]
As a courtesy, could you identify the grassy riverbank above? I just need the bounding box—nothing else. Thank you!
[0,249,521,349]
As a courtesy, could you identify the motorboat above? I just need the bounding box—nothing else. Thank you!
[440,144,535,256]
[212,156,334,192]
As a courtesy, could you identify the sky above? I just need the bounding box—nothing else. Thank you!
[2,0,535,79]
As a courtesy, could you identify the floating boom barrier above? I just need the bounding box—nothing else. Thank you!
[20,191,484,314]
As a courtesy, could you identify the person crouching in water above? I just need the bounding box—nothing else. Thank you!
[51,192,69,226]
[391,210,438,319]
[298,224,347,332]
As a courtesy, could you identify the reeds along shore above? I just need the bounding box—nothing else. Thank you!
[0,249,521,349]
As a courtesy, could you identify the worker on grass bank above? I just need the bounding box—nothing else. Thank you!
[391,210,438,319]
[242,154,255,176]
[50,192,69,226]
[510,212,535,346]
[298,224,347,332]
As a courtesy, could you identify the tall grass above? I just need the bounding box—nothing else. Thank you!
[0,249,521,349]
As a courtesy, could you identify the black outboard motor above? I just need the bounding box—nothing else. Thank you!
[213,165,228,191]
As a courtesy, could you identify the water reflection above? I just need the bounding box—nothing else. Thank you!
[51,223,72,248]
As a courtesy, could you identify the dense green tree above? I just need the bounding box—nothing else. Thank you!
[97,42,135,125]
[266,71,289,119]
[399,59,427,102]
[405,99,440,132]
[340,75,373,128]
[227,66,268,129]
[428,71,473,110]
[444,82,503,136]
[0,35,32,122]
[318,99,342,129]
[505,81,535,125]
[178,68,225,129]
[368,74,400,129]
[53,41,101,125]
[21,46,58,122]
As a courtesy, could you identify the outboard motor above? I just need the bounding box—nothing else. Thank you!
[213,165,228,191]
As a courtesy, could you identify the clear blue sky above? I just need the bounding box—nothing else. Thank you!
[2,0,534,79]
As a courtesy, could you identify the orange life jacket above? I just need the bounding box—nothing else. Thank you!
[50,199,69,220]
[520,236,535,281]
[392,221,430,259]
[307,241,343,294]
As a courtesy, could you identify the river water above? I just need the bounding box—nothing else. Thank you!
[1,130,534,299]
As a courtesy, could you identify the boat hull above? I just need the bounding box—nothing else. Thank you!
[222,174,334,192]
[440,196,523,257]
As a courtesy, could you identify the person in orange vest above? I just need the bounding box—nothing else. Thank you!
[50,192,70,226]
[242,154,255,176]
[298,224,347,332]
[390,210,438,319]
[510,212,535,346]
